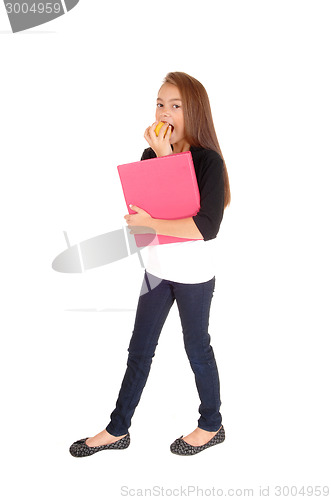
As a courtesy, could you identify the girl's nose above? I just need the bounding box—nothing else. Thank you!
[161,107,171,117]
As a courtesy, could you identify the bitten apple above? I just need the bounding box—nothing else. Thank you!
[155,121,173,137]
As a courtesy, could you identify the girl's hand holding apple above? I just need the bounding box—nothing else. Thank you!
[144,121,173,157]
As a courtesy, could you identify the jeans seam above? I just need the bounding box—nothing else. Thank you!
[200,279,220,427]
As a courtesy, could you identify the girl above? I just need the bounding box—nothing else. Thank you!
[70,72,231,457]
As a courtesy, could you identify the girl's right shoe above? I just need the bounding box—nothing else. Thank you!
[69,433,130,457]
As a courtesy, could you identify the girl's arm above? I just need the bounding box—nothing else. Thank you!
[125,205,203,239]
[128,148,224,241]
[151,216,203,239]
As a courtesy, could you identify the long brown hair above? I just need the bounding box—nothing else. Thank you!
[163,72,231,208]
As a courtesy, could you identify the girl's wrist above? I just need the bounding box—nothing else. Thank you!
[155,146,173,157]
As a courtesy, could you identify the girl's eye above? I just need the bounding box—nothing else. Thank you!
[156,103,180,109]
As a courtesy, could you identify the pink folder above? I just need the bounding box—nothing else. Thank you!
[117,151,200,246]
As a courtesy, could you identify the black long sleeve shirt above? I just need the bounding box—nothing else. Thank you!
[141,146,224,240]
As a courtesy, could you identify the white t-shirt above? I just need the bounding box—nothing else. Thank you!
[143,238,217,284]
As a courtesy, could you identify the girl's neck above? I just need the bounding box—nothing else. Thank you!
[172,139,191,154]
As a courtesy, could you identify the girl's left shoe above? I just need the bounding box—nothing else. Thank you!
[170,425,225,456]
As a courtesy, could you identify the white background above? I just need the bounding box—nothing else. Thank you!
[1,1,330,498]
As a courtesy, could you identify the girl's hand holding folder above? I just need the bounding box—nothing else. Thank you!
[124,205,153,234]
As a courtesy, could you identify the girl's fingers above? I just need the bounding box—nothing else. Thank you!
[161,123,172,141]
[144,123,157,140]
[144,127,153,144]
[158,122,168,138]
[144,122,171,153]
[165,123,172,137]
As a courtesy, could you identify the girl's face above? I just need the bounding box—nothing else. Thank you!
[155,83,186,146]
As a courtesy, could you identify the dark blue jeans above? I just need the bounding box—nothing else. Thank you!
[106,271,222,436]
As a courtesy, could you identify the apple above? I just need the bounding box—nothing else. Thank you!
[155,121,173,137]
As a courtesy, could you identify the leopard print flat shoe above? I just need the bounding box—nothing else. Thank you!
[170,425,225,456]
[69,433,130,457]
